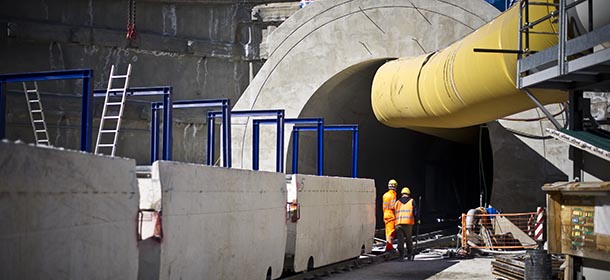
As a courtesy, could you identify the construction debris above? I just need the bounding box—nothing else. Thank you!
[491,253,564,280]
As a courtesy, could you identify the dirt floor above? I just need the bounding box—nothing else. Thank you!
[324,257,495,280]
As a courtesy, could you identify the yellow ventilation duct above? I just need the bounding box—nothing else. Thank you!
[371,1,568,129]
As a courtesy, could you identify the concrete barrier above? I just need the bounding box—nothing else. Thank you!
[286,174,376,272]
[150,161,287,280]
[0,141,139,279]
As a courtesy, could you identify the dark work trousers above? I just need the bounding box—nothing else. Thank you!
[396,224,414,258]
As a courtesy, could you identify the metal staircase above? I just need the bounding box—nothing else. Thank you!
[95,64,132,156]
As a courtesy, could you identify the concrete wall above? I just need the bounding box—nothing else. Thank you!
[151,161,287,280]
[286,174,376,272]
[0,0,271,164]
[0,141,139,279]
[488,120,568,213]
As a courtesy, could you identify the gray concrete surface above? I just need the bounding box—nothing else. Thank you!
[286,174,376,272]
[149,161,287,280]
[0,141,139,279]
[232,0,499,171]
[487,121,568,213]
[327,257,494,280]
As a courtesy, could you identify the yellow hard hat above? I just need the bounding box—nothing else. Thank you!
[388,179,398,187]
[401,187,411,195]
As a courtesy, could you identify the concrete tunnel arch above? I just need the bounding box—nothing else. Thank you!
[232,0,500,227]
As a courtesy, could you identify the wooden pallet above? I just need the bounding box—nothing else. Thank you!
[491,254,564,280]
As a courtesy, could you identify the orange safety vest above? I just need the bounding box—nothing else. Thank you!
[395,198,415,225]
[382,190,397,223]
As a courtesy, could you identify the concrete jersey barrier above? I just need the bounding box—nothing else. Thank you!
[0,141,139,279]
[151,161,287,280]
[286,174,376,272]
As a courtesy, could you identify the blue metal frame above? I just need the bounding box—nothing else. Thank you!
[153,99,231,167]
[293,124,359,178]
[0,69,93,151]
[253,118,324,175]
[209,109,285,172]
[94,86,173,162]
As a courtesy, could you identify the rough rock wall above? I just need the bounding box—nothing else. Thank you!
[0,0,280,164]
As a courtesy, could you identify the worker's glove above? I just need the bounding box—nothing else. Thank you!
[417,220,421,224]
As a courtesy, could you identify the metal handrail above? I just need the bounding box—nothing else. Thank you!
[517,0,595,80]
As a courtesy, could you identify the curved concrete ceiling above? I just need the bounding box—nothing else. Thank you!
[232,0,500,171]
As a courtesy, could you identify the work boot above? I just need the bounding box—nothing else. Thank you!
[407,249,413,261]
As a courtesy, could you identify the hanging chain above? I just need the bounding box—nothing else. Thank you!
[126,0,136,39]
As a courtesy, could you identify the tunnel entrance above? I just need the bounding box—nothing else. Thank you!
[288,60,494,229]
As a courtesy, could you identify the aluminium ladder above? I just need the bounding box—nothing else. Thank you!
[95,64,132,156]
[22,82,51,146]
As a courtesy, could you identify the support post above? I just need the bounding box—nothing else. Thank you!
[0,82,5,140]
[80,71,93,152]
[352,127,359,178]
[516,0,524,88]
[558,0,567,75]
[253,120,260,171]
[162,90,173,160]
[221,100,231,168]
[150,104,160,164]
[292,129,299,174]
[207,112,215,166]
[569,91,584,180]
[277,111,285,173]
[316,119,324,176]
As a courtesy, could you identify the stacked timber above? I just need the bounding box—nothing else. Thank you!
[491,254,564,280]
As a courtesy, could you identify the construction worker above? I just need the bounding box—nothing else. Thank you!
[394,187,418,261]
[382,179,398,252]
[466,206,495,235]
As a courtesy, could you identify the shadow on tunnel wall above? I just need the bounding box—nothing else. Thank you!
[487,121,568,213]
[288,60,488,229]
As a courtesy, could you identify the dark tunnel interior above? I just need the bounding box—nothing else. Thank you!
[288,60,494,230]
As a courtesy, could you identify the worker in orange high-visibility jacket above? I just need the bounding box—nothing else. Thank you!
[382,179,398,252]
[394,187,418,261]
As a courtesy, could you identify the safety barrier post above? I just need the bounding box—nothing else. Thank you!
[462,213,467,249]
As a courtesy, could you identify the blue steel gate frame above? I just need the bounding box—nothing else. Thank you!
[151,99,231,167]
[93,86,173,161]
[292,125,359,178]
[253,118,324,176]
[0,69,94,151]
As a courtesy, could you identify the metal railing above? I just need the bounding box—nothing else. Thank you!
[517,0,602,88]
